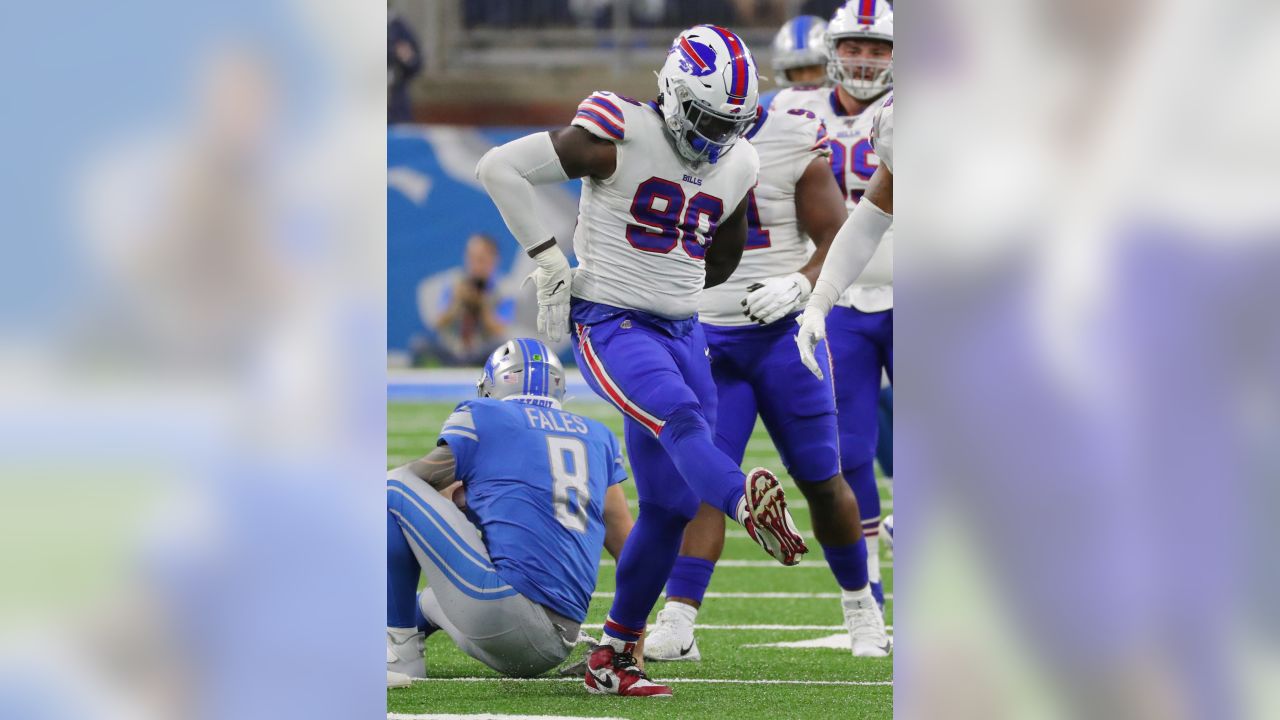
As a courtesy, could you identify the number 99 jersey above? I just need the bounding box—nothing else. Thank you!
[770,86,893,312]
[569,91,760,320]
[437,397,628,623]
[699,105,833,325]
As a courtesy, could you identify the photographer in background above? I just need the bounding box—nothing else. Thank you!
[426,234,513,365]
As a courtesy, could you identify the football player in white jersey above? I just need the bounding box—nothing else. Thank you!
[771,0,895,608]
[642,95,892,660]
[476,25,807,698]
[798,93,894,375]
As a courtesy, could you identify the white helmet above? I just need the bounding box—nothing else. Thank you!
[771,15,829,87]
[826,0,894,101]
[657,25,759,167]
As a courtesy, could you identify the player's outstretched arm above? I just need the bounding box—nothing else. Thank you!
[602,483,634,561]
[809,164,893,314]
[742,157,850,325]
[796,164,894,379]
[704,195,749,289]
[475,127,613,342]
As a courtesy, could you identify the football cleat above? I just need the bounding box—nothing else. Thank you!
[741,467,808,566]
[882,514,894,551]
[845,593,892,657]
[584,643,673,697]
[386,628,426,685]
[643,605,701,662]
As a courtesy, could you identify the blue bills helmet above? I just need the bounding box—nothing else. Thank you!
[657,25,760,167]
[477,338,567,407]
[771,15,829,87]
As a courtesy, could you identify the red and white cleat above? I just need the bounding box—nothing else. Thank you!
[583,643,673,697]
[741,467,808,566]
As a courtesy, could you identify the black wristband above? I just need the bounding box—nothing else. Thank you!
[527,238,557,259]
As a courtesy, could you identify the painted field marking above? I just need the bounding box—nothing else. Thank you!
[742,632,888,650]
[389,714,628,720]
[580,623,893,632]
[410,677,892,687]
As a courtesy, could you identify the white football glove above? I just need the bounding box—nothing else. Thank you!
[741,272,812,326]
[523,245,572,343]
[795,304,828,380]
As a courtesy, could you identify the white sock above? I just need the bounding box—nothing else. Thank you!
[841,586,874,611]
[866,532,882,584]
[387,626,421,644]
[663,600,699,624]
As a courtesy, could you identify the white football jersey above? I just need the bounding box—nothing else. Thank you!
[699,106,832,325]
[568,91,760,320]
[871,92,894,174]
[771,86,893,312]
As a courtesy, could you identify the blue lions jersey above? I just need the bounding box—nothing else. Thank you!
[438,398,627,622]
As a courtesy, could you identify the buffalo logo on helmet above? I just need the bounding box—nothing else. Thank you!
[675,36,718,77]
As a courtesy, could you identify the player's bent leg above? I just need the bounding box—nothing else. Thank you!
[827,306,889,607]
[387,506,426,684]
[574,317,749,519]
[645,504,724,662]
[389,470,573,677]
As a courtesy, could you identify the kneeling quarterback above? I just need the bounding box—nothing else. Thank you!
[386,339,634,686]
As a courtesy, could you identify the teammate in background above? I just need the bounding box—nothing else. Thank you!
[386,339,634,686]
[476,26,807,697]
[772,0,895,608]
[643,96,890,660]
[797,91,893,372]
[758,15,830,109]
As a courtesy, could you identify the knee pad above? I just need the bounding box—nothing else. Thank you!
[638,497,700,527]
[661,404,711,445]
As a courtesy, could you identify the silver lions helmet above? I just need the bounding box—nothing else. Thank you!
[477,338,567,408]
[771,15,829,87]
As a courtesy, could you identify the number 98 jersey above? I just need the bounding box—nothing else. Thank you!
[438,397,628,623]
[569,91,760,320]
[699,105,833,325]
[770,86,894,312]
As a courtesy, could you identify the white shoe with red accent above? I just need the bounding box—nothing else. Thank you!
[739,467,808,566]
[583,642,673,697]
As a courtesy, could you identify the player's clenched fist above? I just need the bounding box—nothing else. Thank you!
[794,305,827,380]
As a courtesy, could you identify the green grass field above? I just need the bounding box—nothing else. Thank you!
[388,400,894,719]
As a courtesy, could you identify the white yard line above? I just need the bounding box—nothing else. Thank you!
[580,623,893,632]
[590,591,893,601]
[409,677,892,687]
[597,559,893,569]
[389,707,629,712]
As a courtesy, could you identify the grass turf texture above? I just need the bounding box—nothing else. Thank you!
[388,400,894,719]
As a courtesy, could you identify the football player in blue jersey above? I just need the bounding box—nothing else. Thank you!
[386,338,636,686]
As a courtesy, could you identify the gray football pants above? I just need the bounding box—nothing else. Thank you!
[387,468,580,677]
